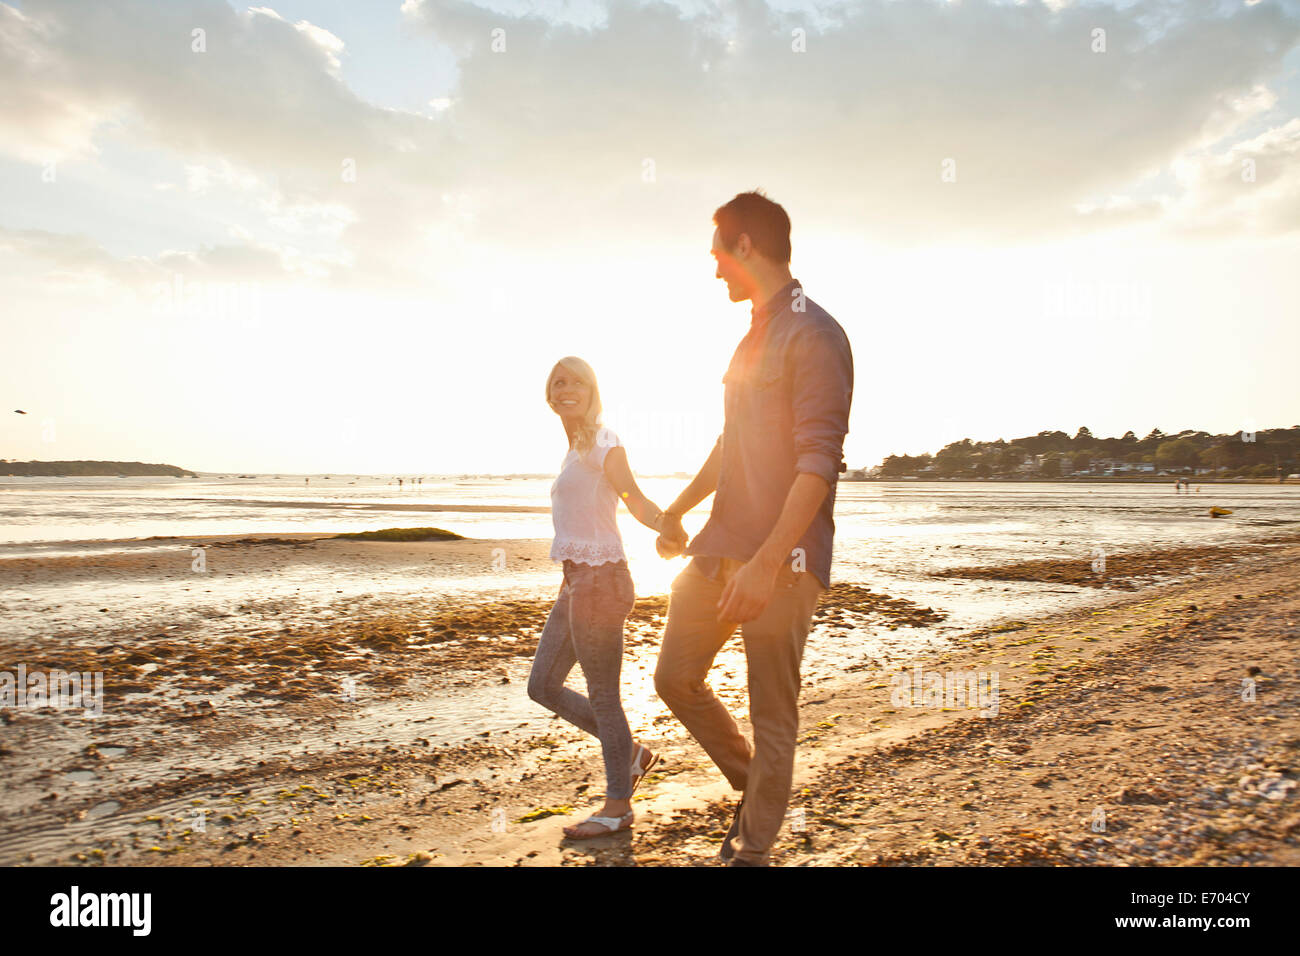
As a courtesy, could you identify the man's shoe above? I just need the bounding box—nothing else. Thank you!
[726,856,767,867]
[718,793,746,863]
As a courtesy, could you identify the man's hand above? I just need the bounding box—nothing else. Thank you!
[655,513,688,558]
[655,535,685,558]
[717,556,780,623]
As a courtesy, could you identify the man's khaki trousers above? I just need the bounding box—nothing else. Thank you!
[654,556,823,865]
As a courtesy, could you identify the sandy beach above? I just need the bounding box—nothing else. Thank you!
[2,529,1297,867]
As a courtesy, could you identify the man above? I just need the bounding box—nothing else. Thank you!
[655,190,854,866]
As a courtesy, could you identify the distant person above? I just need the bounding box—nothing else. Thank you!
[527,356,671,838]
[652,191,854,866]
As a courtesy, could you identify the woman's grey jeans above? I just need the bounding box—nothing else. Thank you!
[527,559,637,800]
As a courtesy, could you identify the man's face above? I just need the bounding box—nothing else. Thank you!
[711,227,750,303]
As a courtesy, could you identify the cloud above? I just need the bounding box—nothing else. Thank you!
[398,0,1300,244]
[0,227,154,287]
[0,225,329,287]
[0,2,427,170]
[0,0,462,284]
[1,0,1298,297]
[1167,117,1300,235]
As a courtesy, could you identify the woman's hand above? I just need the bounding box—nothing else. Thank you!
[655,535,682,558]
[655,513,688,557]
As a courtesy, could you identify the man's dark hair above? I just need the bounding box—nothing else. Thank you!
[713,190,791,264]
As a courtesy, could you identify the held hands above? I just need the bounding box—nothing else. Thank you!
[655,512,688,558]
[652,510,784,620]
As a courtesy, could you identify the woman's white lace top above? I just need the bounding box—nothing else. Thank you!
[550,426,626,565]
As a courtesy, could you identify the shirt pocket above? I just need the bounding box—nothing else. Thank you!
[749,363,790,427]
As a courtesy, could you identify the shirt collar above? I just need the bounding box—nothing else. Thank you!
[751,277,801,330]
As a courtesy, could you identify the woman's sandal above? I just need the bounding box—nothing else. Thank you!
[559,745,658,839]
[563,810,634,839]
[629,744,661,795]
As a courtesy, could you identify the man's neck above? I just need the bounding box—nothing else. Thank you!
[749,268,794,314]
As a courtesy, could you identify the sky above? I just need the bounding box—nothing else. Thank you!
[2,0,1298,475]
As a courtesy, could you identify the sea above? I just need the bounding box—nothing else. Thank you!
[2,474,1297,640]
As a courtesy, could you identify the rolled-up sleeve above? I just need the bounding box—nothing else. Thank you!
[790,324,853,486]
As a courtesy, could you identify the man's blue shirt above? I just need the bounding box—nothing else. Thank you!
[685,278,854,590]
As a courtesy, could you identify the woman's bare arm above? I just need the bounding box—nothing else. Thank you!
[602,446,668,533]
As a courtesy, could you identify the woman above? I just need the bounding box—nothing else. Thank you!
[528,356,671,838]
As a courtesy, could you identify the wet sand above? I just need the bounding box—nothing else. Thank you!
[932,534,1300,590]
[1,534,1297,866]
[0,531,948,864]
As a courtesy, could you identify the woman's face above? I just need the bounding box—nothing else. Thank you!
[548,366,592,419]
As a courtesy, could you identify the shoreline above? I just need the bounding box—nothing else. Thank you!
[1,539,1296,866]
[847,477,1300,484]
[4,474,1297,484]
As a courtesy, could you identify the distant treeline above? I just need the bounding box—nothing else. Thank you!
[1,460,197,477]
[867,427,1300,480]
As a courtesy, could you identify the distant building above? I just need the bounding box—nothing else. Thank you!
[1090,459,1155,475]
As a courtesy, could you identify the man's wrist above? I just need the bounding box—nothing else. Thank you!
[749,545,786,576]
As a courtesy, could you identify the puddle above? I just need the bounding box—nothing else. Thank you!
[85,800,120,820]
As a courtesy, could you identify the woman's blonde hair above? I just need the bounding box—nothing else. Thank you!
[546,356,603,455]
